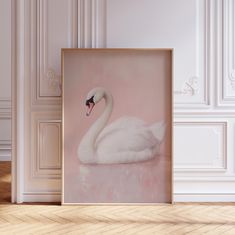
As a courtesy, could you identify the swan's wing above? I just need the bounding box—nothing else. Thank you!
[150,121,166,142]
[97,127,158,155]
[96,116,146,145]
[105,116,146,131]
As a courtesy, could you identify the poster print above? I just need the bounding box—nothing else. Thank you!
[62,49,172,204]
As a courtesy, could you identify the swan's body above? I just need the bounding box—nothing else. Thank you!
[78,87,165,164]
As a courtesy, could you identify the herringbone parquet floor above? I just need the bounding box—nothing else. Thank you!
[1,162,235,234]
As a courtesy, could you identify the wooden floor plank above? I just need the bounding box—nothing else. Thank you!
[0,161,11,204]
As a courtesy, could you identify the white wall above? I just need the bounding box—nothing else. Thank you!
[0,0,11,161]
[11,0,235,202]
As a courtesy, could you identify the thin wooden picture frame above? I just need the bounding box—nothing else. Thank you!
[61,48,174,205]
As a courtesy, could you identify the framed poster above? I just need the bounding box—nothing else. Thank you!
[62,49,173,204]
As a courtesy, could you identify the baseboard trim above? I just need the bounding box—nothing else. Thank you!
[23,192,61,202]
[174,193,235,202]
[22,193,235,203]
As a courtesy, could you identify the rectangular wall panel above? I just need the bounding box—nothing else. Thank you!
[25,111,62,195]
[217,0,235,106]
[39,122,61,169]
[31,112,61,179]
[174,122,227,171]
[36,0,78,100]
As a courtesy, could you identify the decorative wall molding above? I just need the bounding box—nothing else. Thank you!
[31,112,61,179]
[0,99,11,118]
[174,0,210,108]
[174,122,227,172]
[44,69,61,95]
[174,179,235,202]
[223,0,235,97]
[175,176,235,182]
[174,193,235,202]
[78,0,93,48]
[0,113,11,161]
[174,111,235,117]
[0,150,11,161]
[174,77,199,96]
[78,0,106,48]
[216,0,235,107]
[0,98,11,106]
[0,140,11,161]
[38,121,61,170]
[32,0,78,104]
[229,70,235,90]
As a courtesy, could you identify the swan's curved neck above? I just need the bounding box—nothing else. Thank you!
[79,91,113,162]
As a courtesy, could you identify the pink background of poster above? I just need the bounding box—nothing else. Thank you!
[63,49,172,203]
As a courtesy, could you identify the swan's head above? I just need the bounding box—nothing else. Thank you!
[85,87,105,116]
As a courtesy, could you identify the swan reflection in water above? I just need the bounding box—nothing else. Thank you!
[76,155,171,203]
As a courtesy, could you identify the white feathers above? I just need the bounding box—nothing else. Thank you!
[150,121,166,142]
[96,118,165,164]
[78,88,166,164]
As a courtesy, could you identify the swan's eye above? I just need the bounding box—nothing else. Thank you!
[86,96,95,106]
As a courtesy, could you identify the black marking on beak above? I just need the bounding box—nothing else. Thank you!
[85,96,95,116]
[86,96,95,106]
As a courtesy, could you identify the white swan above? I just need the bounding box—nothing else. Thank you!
[78,87,166,164]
